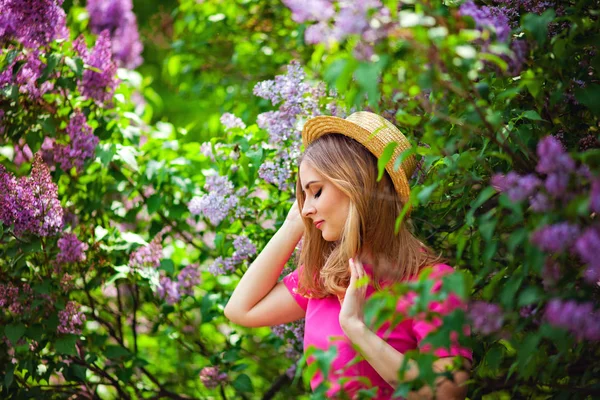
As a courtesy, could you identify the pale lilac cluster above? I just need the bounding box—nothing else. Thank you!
[530,223,580,254]
[459,1,511,42]
[188,175,242,226]
[220,112,246,130]
[0,282,32,314]
[0,154,64,237]
[0,0,68,47]
[535,136,576,198]
[258,160,292,191]
[469,301,504,335]
[545,299,600,341]
[57,301,86,335]
[56,233,89,264]
[284,0,390,53]
[207,235,256,276]
[86,0,144,69]
[129,235,163,269]
[574,227,600,285]
[157,276,180,305]
[177,264,201,296]
[199,366,228,389]
[490,0,556,27]
[73,31,119,105]
[54,111,99,173]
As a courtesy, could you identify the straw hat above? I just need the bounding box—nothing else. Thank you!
[301,111,417,204]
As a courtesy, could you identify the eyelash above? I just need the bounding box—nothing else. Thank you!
[314,189,322,199]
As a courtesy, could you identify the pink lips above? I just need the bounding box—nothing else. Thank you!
[315,221,324,229]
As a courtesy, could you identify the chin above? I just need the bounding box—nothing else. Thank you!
[321,230,341,242]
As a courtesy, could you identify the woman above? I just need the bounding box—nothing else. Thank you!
[224,112,472,399]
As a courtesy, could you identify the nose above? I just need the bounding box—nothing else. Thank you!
[302,197,315,218]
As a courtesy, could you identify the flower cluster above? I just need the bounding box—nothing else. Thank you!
[54,111,100,173]
[129,234,164,269]
[199,366,228,389]
[156,264,201,304]
[57,301,86,334]
[56,233,89,264]
[86,0,143,69]
[459,1,511,42]
[0,153,64,237]
[207,235,256,276]
[73,30,120,105]
[272,319,305,378]
[0,282,32,315]
[545,299,600,341]
[220,112,246,130]
[188,175,245,226]
[469,301,504,335]
[0,0,68,48]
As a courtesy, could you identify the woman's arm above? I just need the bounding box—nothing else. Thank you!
[224,201,306,327]
[343,322,470,400]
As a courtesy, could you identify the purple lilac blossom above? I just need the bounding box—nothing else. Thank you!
[56,233,89,264]
[220,113,246,130]
[491,172,540,202]
[74,31,119,105]
[86,0,143,69]
[157,276,180,304]
[207,256,236,276]
[199,366,228,389]
[231,236,257,264]
[57,301,86,334]
[0,0,68,47]
[258,161,292,191]
[333,0,382,41]
[54,110,99,173]
[590,179,600,213]
[530,223,580,254]
[507,39,528,76]
[536,136,575,175]
[282,0,335,23]
[16,51,54,99]
[129,235,163,269]
[459,1,511,42]
[545,299,600,341]
[177,264,201,296]
[469,301,504,335]
[0,153,64,237]
[188,175,240,226]
[574,227,600,285]
[13,140,33,167]
[0,283,26,315]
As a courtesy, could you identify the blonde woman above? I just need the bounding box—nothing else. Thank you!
[225,112,472,399]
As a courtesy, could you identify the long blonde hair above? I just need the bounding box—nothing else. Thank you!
[296,134,443,299]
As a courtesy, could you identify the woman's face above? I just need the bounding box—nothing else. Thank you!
[299,162,350,242]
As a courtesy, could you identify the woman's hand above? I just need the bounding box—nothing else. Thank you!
[284,199,304,238]
[339,258,368,335]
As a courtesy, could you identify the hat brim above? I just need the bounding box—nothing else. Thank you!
[301,115,412,205]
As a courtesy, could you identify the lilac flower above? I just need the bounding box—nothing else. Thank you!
[536,136,575,175]
[54,111,99,173]
[574,227,600,285]
[56,233,89,264]
[459,1,511,42]
[469,301,504,335]
[57,301,86,334]
[189,175,240,226]
[13,139,33,167]
[220,112,246,130]
[531,223,580,254]
[259,161,292,191]
[0,153,64,237]
[207,256,236,276]
[282,0,335,23]
[491,172,540,202]
[157,276,180,305]
[333,0,382,41]
[16,51,54,99]
[87,0,143,69]
[0,0,68,47]
[0,283,23,315]
[177,264,201,296]
[507,39,528,76]
[530,192,552,212]
[590,179,600,213]
[129,234,163,269]
[305,21,334,45]
[74,31,119,105]
[199,366,228,389]
[231,236,257,264]
[545,299,600,341]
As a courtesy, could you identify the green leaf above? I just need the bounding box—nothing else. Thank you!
[104,345,131,360]
[523,10,556,45]
[39,52,62,82]
[5,323,25,344]
[377,141,398,181]
[55,335,78,356]
[232,373,254,392]
[522,110,543,121]
[575,84,600,116]
[65,56,84,77]
[416,183,439,204]
[146,193,162,214]
[518,286,542,307]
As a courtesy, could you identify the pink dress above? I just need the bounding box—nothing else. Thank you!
[283,263,472,399]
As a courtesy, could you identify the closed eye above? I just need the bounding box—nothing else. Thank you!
[314,188,322,199]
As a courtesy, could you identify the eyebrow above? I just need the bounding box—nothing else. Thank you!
[302,180,320,192]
